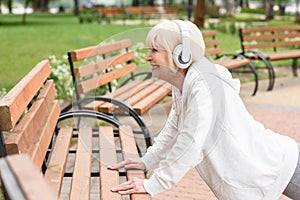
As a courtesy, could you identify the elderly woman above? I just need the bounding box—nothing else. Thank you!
[109,20,300,200]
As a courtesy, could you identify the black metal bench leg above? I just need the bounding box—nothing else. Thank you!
[266,60,275,91]
[248,62,259,96]
[292,58,298,77]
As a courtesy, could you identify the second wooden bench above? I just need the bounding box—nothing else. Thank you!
[202,30,258,95]
[239,25,300,90]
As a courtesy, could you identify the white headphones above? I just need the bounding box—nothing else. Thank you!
[173,20,192,69]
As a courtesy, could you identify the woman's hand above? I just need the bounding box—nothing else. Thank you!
[107,158,146,170]
[110,177,147,194]
[108,159,148,194]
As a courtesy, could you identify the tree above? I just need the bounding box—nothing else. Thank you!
[296,0,300,23]
[73,0,79,15]
[264,0,275,20]
[194,0,205,28]
[132,0,139,6]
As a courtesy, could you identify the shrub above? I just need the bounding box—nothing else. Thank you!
[48,55,74,100]
[0,88,7,100]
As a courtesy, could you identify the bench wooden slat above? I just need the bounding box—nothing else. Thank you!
[115,80,154,102]
[0,60,51,131]
[99,80,150,112]
[243,32,300,41]
[28,101,60,169]
[205,48,222,57]
[202,30,217,37]
[5,81,57,156]
[126,80,165,106]
[75,52,135,78]
[213,59,250,69]
[243,40,300,50]
[118,126,151,200]
[99,126,121,200]
[70,127,93,200]
[133,81,171,114]
[205,39,219,47]
[45,127,73,196]
[77,63,136,94]
[98,80,154,113]
[82,80,144,113]
[0,157,27,200]
[69,39,132,61]
[240,25,300,33]
[6,154,57,200]
[264,50,300,60]
[113,80,144,98]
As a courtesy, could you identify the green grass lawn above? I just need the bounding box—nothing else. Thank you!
[0,13,297,92]
[0,13,150,90]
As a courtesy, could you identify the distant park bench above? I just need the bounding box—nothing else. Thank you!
[202,30,258,95]
[125,6,178,19]
[0,60,151,199]
[239,25,300,91]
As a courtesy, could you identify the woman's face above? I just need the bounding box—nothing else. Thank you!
[145,47,173,80]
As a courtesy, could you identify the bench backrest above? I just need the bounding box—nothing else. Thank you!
[68,39,136,100]
[239,25,300,53]
[98,6,124,17]
[0,154,57,200]
[0,60,59,169]
[202,30,222,58]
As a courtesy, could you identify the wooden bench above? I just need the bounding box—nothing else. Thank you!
[125,6,178,19]
[0,60,151,199]
[202,30,258,95]
[98,6,125,23]
[239,25,300,91]
[66,39,171,148]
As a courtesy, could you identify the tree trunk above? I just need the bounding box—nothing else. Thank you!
[8,0,12,13]
[265,0,274,20]
[22,0,30,24]
[73,0,79,15]
[187,0,193,20]
[149,0,155,6]
[132,0,139,6]
[32,0,50,12]
[194,0,205,28]
[296,0,300,23]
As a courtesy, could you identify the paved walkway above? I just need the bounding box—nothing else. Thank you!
[142,74,300,200]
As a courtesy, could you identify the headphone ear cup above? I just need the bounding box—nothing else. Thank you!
[173,44,192,69]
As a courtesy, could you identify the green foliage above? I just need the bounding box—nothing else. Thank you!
[206,5,221,18]
[240,7,265,14]
[0,13,146,91]
[0,88,7,100]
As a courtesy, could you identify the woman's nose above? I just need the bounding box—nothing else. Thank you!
[145,51,152,61]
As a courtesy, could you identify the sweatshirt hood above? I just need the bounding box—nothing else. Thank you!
[187,57,241,94]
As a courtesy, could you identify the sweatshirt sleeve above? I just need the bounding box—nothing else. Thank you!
[140,106,179,170]
[143,79,214,196]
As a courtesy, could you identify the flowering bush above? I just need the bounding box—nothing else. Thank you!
[49,55,74,100]
[0,88,7,100]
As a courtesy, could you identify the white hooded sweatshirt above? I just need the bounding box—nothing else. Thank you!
[141,57,299,200]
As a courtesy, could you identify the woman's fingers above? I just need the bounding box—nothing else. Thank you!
[111,177,147,194]
[107,160,128,170]
[108,159,146,170]
[111,180,134,192]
